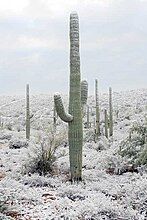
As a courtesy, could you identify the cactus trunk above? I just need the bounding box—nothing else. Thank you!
[54,12,84,182]
[95,79,100,141]
[104,109,108,138]
[109,87,113,136]
[69,13,83,181]
[26,84,30,140]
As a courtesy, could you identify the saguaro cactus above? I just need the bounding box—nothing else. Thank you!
[95,79,100,141]
[26,84,30,140]
[104,109,108,138]
[109,87,113,136]
[54,12,83,182]
[86,105,90,128]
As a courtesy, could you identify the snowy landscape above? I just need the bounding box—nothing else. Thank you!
[0,1,147,220]
[0,88,147,220]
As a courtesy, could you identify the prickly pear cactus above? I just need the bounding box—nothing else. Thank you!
[54,12,85,182]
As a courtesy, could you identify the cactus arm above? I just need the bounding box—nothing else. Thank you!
[54,93,73,123]
[81,80,88,106]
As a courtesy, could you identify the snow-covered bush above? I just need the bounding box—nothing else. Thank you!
[23,126,66,175]
[119,120,147,166]
[0,132,12,141]
[0,193,16,220]
[9,138,28,149]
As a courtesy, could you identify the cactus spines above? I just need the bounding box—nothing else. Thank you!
[109,87,113,136]
[26,84,30,140]
[95,79,100,141]
[104,109,108,138]
[54,12,83,182]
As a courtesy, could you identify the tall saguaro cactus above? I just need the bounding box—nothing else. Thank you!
[54,12,83,182]
[109,87,113,136]
[104,109,108,138]
[95,79,100,141]
[26,84,30,140]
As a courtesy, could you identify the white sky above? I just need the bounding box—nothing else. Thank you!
[0,0,147,94]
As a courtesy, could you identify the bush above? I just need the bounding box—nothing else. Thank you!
[0,194,16,220]
[23,126,66,176]
[119,120,147,166]
[9,138,28,149]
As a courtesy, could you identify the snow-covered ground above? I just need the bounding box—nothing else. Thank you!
[0,89,147,220]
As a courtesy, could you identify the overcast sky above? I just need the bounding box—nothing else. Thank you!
[0,0,147,95]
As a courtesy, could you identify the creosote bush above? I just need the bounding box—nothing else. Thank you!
[23,126,67,176]
[119,120,147,166]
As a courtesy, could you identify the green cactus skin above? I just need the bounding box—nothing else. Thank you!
[95,79,100,141]
[109,87,113,136]
[54,12,83,182]
[104,109,108,138]
[54,94,73,122]
[26,84,30,140]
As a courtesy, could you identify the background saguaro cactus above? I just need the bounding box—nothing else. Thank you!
[86,105,90,128]
[26,84,30,140]
[109,87,113,137]
[104,109,108,138]
[95,79,100,141]
[54,12,84,182]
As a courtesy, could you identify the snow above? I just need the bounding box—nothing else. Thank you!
[0,88,147,219]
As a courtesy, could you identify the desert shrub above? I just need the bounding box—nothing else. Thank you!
[119,120,147,166]
[0,194,15,220]
[0,132,12,141]
[84,129,95,142]
[23,126,67,176]
[9,138,28,149]
[6,123,13,131]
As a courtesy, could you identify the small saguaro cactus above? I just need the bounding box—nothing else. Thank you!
[104,109,108,138]
[86,105,90,128]
[54,12,84,182]
[109,87,113,136]
[26,84,30,140]
[95,79,100,141]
